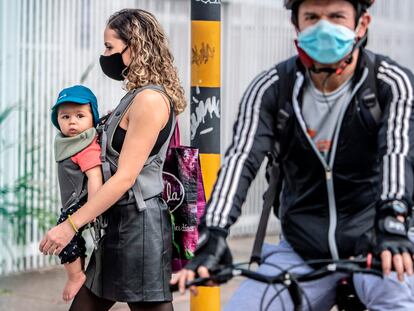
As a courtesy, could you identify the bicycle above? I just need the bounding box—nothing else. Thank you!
[170,253,383,311]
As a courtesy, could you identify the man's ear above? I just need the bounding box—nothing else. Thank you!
[357,12,371,38]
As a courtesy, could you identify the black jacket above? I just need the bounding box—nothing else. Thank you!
[202,49,414,260]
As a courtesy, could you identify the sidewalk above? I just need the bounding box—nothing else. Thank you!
[0,235,277,311]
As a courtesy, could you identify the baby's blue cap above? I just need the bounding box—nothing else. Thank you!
[51,85,99,130]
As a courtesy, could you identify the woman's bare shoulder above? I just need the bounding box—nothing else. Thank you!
[133,88,168,107]
[128,88,169,123]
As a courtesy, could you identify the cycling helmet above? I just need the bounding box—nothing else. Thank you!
[284,0,375,10]
[286,0,374,27]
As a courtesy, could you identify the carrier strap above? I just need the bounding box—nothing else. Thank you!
[98,84,175,211]
[98,123,112,183]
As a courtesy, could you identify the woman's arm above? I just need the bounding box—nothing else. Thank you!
[39,89,170,254]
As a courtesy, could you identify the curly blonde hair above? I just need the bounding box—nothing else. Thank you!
[107,9,186,114]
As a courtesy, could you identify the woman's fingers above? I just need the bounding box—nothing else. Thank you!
[39,236,48,253]
[48,243,59,256]
[41,240,54,255]
[39,222,76,255]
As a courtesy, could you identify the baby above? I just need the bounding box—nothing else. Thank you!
[51,85,102,301]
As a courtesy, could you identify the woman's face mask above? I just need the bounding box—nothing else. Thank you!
[99,46,129,81]
[297,20,356,65]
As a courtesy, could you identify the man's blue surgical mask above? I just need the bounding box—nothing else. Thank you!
[298,20,356,65]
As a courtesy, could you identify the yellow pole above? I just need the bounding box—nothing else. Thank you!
[190,0,221,310]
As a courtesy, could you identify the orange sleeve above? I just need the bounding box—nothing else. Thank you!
[71,137,102,172]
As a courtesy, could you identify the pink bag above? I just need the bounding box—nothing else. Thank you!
[162,124,206,272]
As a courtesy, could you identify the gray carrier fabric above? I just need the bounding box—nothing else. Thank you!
[98,85,176,211]
[54,128,97,212]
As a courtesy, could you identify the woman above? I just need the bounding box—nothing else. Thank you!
[39,9,186,311]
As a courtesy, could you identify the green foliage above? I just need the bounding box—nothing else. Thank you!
[0,106,57,247]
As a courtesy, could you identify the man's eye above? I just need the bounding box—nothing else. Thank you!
[305,15,318,21]
[331,14,345,19]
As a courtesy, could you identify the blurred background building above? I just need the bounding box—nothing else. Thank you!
[1,0,414,276]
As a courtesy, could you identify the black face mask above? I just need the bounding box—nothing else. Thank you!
[99,46,128,81]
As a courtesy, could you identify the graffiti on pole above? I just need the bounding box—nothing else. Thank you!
[192,42,215,66]
[190,86,220,153]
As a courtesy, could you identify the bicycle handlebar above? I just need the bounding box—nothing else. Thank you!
[170,254,383,293]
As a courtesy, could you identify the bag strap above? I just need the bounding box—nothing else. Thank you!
[250,58,295,265]
[169,122,181,148]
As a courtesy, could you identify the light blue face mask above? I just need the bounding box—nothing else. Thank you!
[298,20,356,65]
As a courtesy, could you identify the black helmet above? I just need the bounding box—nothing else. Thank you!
[284,0,375,10]
[285,0,374,28]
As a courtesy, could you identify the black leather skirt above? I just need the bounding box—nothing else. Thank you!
[84,196,173,302]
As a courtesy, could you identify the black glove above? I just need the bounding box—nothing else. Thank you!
[374,200,414,256]
[185,227,233,273]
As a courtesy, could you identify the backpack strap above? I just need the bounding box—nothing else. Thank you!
[357,50,382,129]
[250,151,282,265]
[250,57,297,265]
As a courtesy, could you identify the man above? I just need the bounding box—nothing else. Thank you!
[172,0,414,309]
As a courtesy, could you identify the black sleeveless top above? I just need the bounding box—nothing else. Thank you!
[112,108,173,156]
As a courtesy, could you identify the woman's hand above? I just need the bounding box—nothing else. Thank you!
[39,220,75,255]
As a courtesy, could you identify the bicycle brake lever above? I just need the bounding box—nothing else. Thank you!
[285,276,303,311]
